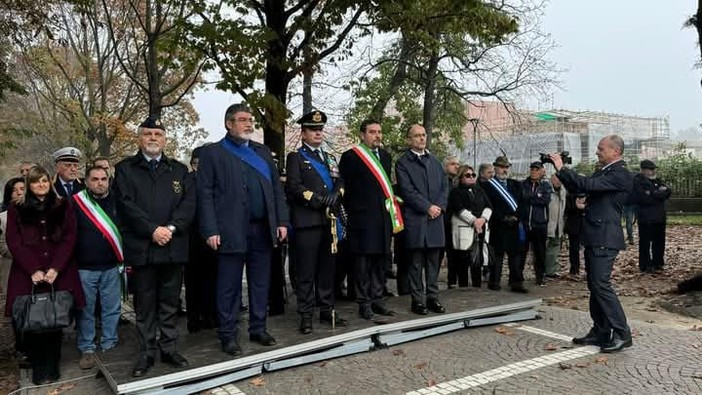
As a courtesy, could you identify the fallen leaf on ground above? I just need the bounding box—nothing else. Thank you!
[595,357,608,365]
[428,378,437,386]
[544,343,558,351]
[575,362,589,368]
[392,349,405,356]
[559,363,572,370]
[249,376,266,387]
[415,362,428,369]
[317,361,327,367]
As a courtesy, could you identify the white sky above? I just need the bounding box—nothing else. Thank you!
[191,1,702,143]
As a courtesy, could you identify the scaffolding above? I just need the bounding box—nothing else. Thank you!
[461,103,672,174]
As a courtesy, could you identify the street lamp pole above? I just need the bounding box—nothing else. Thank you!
[468,118,480,170]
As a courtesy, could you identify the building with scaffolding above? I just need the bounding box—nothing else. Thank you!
[461,101,672,175]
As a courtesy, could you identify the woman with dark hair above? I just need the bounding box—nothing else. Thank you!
[0,177,27,366]
[4,166,84,384]
[447,165,492,287]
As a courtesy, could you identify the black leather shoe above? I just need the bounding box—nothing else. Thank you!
[427,300,446,314]
[572,334,602,346]
[601,336,633,353]
[510,284,529,293]
[372,304,396,316]
[250,331,277,346]
[320,311,348,327]
[411,303,429,315]
[221,340,242,356]
[359,305,374,320]
[487,283,502,291]
[300,315,313,334]
[161,352,189,368]
[132,355,154,377]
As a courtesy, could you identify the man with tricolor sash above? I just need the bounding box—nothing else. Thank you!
[339,119,399,320]
[73,166,123,370]
[286,110,348,334]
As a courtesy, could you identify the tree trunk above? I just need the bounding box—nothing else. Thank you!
[422,50,440,150]
[263,0,290,165]
[370,36,413,121]
[303,70,312,114]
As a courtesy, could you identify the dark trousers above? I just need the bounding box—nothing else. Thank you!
[26,330,62,384]
[185,245,218,326]
[445,249,461,287]
[269,244,287,315]
[132,264,183,357]
[520,227,547,283]
[584,247,630,340]
[638,222,666,271]
[216,222,272,342]
[491,246,523,287]
[568,232,582,274]
[294,227,335,315]
[334,240,355,299]
[408,248,441,305]
[354,254,386,307]
[394,233,410,295]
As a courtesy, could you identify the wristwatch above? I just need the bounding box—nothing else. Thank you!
[166,225,176,233]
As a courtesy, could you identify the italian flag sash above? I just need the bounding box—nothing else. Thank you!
[73,191,124,262]
[351,144,404,233]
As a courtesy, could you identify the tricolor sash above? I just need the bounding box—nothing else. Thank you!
[299,148,344,240]
[220,137,272,183]
[350,144,404,233]
[73,191,123,262]
[73,191,128,299]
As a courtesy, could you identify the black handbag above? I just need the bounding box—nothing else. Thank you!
[12,284,74,334]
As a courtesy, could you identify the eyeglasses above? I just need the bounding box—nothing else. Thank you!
[463,173,476,179]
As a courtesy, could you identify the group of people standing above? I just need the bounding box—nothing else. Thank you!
[1,101,666,385]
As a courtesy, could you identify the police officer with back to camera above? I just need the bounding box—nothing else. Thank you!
[114,116,196,377]
[549,134,633,353]
[286,110,348,334]
[52,147,85,197]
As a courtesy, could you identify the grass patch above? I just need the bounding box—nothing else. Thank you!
[667,214,702,226]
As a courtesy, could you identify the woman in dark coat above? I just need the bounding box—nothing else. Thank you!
[5,166,84,385]
[447,165,492,287]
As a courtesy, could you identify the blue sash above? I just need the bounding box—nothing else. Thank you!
[220,137,271,183]
[299,148,344,240]
[488,178,518,212]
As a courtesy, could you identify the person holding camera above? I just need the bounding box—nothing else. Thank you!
[549,135,633,353]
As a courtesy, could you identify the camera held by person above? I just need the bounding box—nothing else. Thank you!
[540,151,572,166]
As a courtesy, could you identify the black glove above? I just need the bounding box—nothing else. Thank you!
[318,193,338,208]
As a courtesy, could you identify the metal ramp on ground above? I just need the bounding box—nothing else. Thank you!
[96,299,541,394]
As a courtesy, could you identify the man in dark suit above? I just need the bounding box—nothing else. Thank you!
[52,147,84,197]
[550,134,634,353]
[197,103,289,356]
[286,110,347,334]
[114,116,195,377]
[396,124,449,315]
[518,162,552,286]
[479,157,525,292]
[339,119,398,320]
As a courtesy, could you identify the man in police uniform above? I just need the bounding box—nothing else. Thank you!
[286,110,347,334]
[52,147,84,197]
[114,116,195,377]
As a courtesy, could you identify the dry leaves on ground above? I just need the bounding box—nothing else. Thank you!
[46,383,76,395]
[544,343,558,351]
[249,376,266,387]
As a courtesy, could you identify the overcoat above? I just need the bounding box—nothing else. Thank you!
[4,197,85,316]
[197,138,289,254]
[395,150,448,249]
[113,152,195,266]
[338,147,393,255]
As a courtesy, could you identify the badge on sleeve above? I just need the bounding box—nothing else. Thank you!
[303,190,313,201]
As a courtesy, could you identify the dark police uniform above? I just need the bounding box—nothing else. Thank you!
[286,110,346,333]
[113,119,195,371]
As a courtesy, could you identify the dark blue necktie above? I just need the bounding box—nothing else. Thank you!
[149,159,158,173]
[64,183,72,195]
